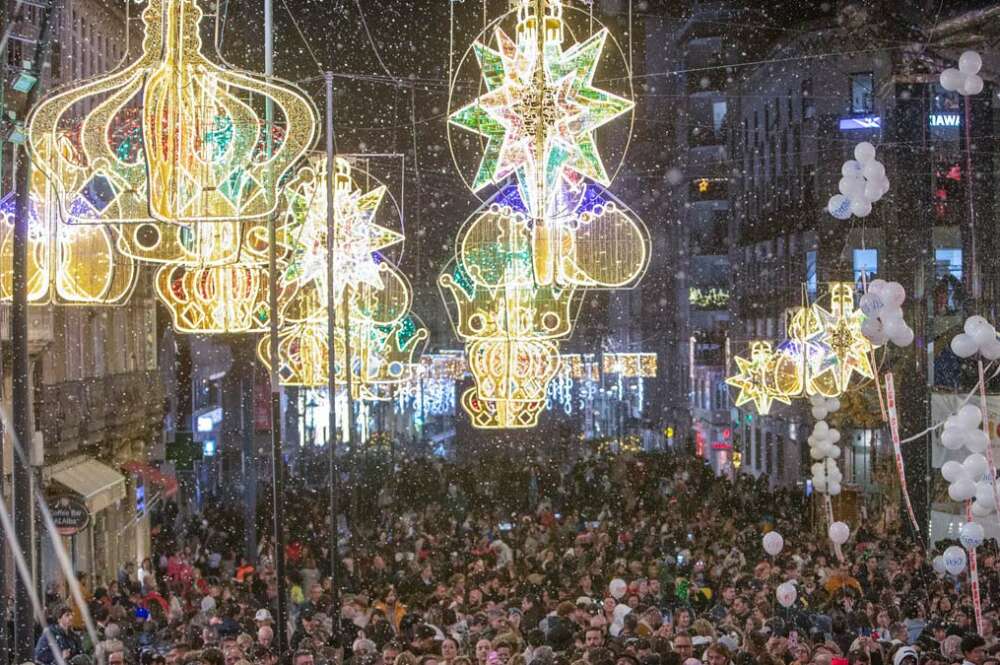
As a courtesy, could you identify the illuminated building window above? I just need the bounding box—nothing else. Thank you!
[849,72,874,114]
[852,248,878,285]
[805,250,817,298]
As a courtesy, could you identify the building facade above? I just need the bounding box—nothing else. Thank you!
[1,0,167,597]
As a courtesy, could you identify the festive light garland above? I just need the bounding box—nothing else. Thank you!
[27,0,318,226]
[442,0,646,429]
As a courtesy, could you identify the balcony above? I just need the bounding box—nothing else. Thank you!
[38,370,165,460]
[0,305,55,354]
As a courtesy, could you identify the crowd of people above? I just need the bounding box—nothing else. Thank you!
[24,453,1000,665]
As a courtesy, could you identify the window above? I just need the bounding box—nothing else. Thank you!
[853,248,878,285]
[850,72,875,114]
[935,248,962,280]
[712,101,727,136]
[806,250,817,297]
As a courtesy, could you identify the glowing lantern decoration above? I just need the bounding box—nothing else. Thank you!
[442,0,645,428]
[27,0,318,226]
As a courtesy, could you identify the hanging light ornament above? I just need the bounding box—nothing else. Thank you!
[442,0,647,428]
[27,0,318,226]
[726,283,879,415]
[258,157,426,398]
[26,0,318,333]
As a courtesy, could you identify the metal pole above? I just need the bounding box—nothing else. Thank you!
[241,354,257,564]
[263,0,288,654]
[12,3,55,660]
[0,0,9,655]
[323,71,342,643]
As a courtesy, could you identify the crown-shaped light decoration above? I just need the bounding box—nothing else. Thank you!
[257,157,425,395]
[0,185,137,305]
[27,0,318,226]
[726,283,878,414]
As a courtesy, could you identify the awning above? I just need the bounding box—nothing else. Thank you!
[51,458,126,514]
[121,461,179,497]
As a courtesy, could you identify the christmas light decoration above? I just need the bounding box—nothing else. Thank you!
[258,157,425,397]
[603,352,657,378]
[726,283,878,414]
[443,0,644,428]
[27,0,318,226]
[0,188,136,305]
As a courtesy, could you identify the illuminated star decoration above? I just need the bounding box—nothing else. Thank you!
[808,282,876,396]
[725,341,792,415]
[449,0,633,219]
[697,178,710,193]
[281,158,401,301]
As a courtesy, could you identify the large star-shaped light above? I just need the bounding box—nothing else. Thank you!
[726,341,791,415]
[807,284,875,397]
[282,158,401,301]
[450,23,633,216]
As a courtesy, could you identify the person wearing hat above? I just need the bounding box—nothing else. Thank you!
[892,646,918,665]
[255,609,274,627]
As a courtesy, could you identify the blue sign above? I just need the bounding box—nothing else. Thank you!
[839,115,881,130]
[929,113,961,127]
[136,483,146,515]
[203,439,216,457]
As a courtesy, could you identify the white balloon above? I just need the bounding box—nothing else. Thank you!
[891,327,915,347]
[958,404,983,427]
[982,341,1000,361]
[959,51,983,75]
[830,429,842,443]
[811,406,828,420]
[859,294,883,317]
[862,160,886,181]
[828,482,842,496]
[854,142,877,163]
[868,279,889,295]
[940,68,965,92]
[962,74,984,96]
[883,318,908,340]
[850,198,872,218]
[943,545,967,575]
[963,453,989,479]
[839,176,867,200]
[762,531,784,556]
[827,194,852,220]
[964,316,990,335]
[972,324,997,349]
[813,477,827,493]
[949,478,977,502]
[883,282,906,308]
[828,521,850,545]
[951,333,979,358]
[942,460,967,482]
[828,445,842,460]
[842,160,864,178]
[932,555,947,575]
[814,421,829,435]
[975,481,995,505]
[960,522,985,549]
[867,329,888,346]
[776,581,797,608]
[609,578,627,599]
[941,429,965,450]
[972,500,993,517]
[828,398,841,413]
[964,430,990,454]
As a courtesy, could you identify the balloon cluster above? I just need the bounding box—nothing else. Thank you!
[950,315,1000,360]
[809,419,843,496]
[827,142,889,220]
[859,280,914,347]
[940,405,992,514]
[809,394,841,420]
[940,51,984,97]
